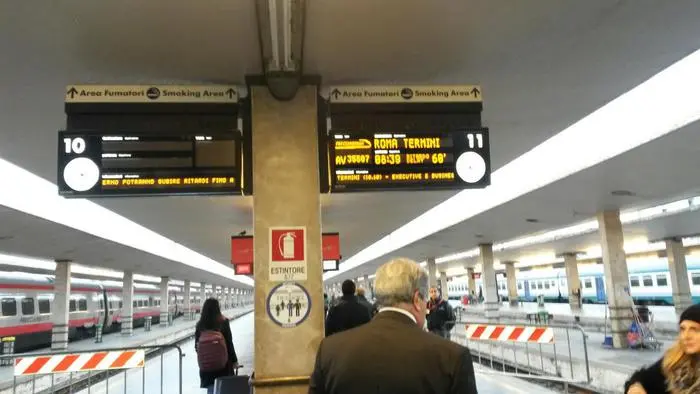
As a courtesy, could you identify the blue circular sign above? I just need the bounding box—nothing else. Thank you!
[266,282,311,328]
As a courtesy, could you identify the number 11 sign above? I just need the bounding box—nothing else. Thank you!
[269,227,307,282]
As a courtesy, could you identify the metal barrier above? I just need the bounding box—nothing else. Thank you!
[145,316,153,332]
[1,337,15,367]
[452,321,591,392]
[0,344,183,394]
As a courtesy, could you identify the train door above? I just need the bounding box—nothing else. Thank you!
[595,276,606,303]
[523,280,531,300]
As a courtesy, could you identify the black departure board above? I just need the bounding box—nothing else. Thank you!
[57,130,242,197]
[328,128,490,192]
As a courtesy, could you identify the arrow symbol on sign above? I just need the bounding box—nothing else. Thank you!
[67,87,78,99]
[226,88,236,99]
[331,88,341,100]
[470,87,481,97]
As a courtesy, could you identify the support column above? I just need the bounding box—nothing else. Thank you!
[597,210,634,349]
[467,267,476,295]
[251,84,323,394]
[563,253,582,312]
[184,280,191,318]
[200,282,207,307]
[160,276,169,327]
[363,275,370,296]
[666,237,692,315]
[427,258,438,289]
[121,271,134,336]
[504,262,518,306]
[439,271,449,299]
[51,260,71,350]
[480,244,499,320]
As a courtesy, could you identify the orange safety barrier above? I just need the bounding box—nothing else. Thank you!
[14,349,145,376]
[464,324,554,344]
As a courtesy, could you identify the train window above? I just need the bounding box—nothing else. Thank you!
[133,300,138,308]
[642,275,653,287]
[39,299,50,314]
[1,298,16,316]
[149,297,154,307]
[21,298,35,315]
[530,282,536,290]
[656,275,668,287]
[584,279,592,288]
[69,300,77,312]
[119,301,123,308]
[630,276,640,287]
[560,279,566,286]
[537,281,543,289]
[517,282,522,290]
[544,282,550,290]
[78,299,87,311]
[692,273,700,286]
[551,280,556,287]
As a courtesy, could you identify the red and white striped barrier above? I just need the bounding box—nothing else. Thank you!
[14,350,145,376]
[465,324,554,344]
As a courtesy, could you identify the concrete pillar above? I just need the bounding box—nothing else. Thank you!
[666,237,692,315]
[504,262,518,306]
[184,280,191,317]
[427,258,438,288]
[51,260,71,350]
[467,267,476,295]
[563,253,582,312]
[160,276,169,327]
[121,271,134,336]
[251,84,323,393]
[597,210,634,349]
[200,282,207,307]
[480,244,499,320]
[439,271,449,299]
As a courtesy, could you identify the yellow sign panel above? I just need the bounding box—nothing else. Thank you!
[65,85,239,103]
[328,85,482,103]
[101,176,236,188]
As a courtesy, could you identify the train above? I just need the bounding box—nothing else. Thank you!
[447,255,700,307]
[0,271,222,352]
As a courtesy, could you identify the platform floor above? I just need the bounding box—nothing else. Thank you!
[82,313,560,394]
[0,306,253,394]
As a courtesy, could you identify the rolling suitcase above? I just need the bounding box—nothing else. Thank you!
[213,366,251,394]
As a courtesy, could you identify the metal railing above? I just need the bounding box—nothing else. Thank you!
[0,344,183,394]
[451,320,591,392]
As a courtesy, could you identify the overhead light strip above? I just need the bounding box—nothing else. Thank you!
[325,47,700,281]
[0,161,253,286]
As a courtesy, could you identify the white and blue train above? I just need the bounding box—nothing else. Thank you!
[448,255,700,306]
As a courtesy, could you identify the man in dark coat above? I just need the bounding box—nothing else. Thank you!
[355,287,375,317]
[325,280,371,337]
[310,258,478,394]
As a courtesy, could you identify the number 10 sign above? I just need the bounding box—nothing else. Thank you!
[269,227,308,282]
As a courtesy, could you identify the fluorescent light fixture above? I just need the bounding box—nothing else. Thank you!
[325,47,700,281]
[0,158,253,287]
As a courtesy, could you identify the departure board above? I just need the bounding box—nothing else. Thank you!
[328,128,490,192]
[57,130,242,197]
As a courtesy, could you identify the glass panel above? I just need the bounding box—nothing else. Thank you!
[21,298,35,315]
[39,299,51,314]
[1,299,16,316]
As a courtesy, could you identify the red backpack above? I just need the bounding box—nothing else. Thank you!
[197,330,228,372]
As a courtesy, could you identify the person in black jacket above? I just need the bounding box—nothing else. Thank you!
[195,298,239,394]
[309,257,478,394]
[325,280,371,337]
[426,287,456,339]
[624,303,700,394]
[355,287,375,317]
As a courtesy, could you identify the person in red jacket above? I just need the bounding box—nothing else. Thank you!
[625,303,700,394]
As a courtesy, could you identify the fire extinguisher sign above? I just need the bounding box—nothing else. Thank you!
[269,227,307,282]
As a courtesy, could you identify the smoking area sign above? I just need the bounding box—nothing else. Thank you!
[269,227,307,281]
[266,282,311,328]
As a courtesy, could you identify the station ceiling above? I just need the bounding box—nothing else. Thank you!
[1,1,700,286]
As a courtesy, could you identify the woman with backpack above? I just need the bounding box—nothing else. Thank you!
[195,298,239,394]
